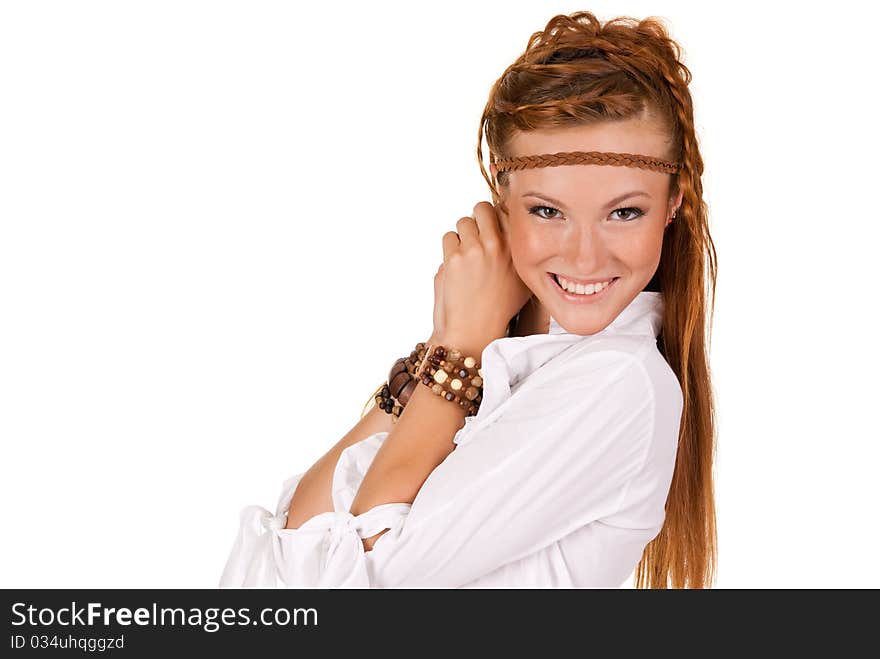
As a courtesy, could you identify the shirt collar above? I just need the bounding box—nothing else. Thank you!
[461,290,665,436]
[548,291,664,339]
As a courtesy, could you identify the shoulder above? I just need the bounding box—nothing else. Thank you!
[526,337,657,434]
[564,334,680,398]
[548,335,683,445]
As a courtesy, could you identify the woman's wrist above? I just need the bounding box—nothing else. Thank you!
[415,339,485,418]
[432,333,495,360]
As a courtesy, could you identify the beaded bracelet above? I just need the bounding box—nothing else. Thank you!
[374,341,430,419]
[415,344,483,417]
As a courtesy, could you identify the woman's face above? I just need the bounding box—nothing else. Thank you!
[492,118,683,336]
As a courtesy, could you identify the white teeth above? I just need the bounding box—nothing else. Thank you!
[557,275,613,295]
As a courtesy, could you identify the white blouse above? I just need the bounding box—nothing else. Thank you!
[219,291,683,588]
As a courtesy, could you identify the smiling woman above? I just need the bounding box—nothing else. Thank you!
[490,117,684,338]
[220,10,718,589]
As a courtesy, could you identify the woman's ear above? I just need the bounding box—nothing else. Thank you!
[490,163,497,179]
[670,189,683,216]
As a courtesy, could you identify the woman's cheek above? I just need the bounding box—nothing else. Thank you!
[624,227,664,269]
[508,232,539,277]
[511,222,549,261]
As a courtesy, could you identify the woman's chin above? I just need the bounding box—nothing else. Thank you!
[557,316,609,337]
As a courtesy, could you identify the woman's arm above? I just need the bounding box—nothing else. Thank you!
[351,201,532,549]
[285,334,439,530]
[284,396,396,529]
[260,349,668,588]
[349,351,481,549]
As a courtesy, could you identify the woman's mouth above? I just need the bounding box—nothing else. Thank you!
[548,272,619,303]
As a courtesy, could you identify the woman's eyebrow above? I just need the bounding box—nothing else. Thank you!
[522,190,650,210]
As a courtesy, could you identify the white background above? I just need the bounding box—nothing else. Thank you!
[1,0,877,588]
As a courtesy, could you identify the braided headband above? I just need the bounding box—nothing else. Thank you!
[493,150,680,175]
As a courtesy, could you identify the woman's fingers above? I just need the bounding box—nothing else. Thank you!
[441,231,459,262]
[443,203,501,259]
[494,200,511,239]
[455,215,479,248]
[472,201,503,251]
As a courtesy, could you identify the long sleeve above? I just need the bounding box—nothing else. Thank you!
[218,465,412,588]
[363,347,661,587]
[220,342,671,588]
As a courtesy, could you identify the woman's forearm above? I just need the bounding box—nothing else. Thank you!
[350,364,477,549]
[284,401,396,529]
[284,331,452,537]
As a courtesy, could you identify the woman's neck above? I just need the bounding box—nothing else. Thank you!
[509,295,550,337]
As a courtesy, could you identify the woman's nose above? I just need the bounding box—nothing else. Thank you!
[561,222,607,272]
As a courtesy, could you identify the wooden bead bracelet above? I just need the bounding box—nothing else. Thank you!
[414,344,483,417]
[374,341,484,419]
[374,341,429,420]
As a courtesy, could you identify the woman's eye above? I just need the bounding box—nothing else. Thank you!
[528,205,561,220]
[610,207,644,222]
[527,205,645,222]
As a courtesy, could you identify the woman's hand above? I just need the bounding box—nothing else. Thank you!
[431,201,532,356]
